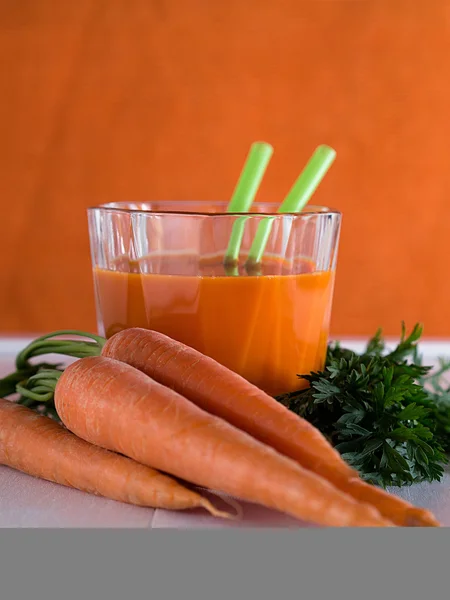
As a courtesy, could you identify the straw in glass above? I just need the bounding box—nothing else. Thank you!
[224,142,273,271]
[245,145,336,271]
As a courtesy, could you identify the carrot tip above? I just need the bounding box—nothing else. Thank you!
[200,494,243,521]
[404,508,440,527]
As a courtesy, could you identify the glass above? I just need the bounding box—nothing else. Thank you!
[87,201,341,396]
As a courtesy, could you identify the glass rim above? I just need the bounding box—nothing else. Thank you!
[87,201,341,218]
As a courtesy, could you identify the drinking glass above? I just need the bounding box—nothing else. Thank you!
[87,201,341,396]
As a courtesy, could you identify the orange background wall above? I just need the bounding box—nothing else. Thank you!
[1,0,449,337]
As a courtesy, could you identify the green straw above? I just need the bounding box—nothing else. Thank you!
[245,145,336,269]
[224,142,273,267]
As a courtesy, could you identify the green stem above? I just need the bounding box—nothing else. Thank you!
[16,330,105,370]
[16,369,63,403]
[0,330,106,413]
[29,379,58,390]
[0,362,62,398]
[30,385,56,394]
[16,384,55,403]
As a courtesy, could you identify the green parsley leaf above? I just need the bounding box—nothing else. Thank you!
[276,323,450,488]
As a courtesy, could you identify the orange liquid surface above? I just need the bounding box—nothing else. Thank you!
[93,260,335,396]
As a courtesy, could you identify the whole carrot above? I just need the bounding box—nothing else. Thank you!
[0,398,231,517]
[102,328,439,527]
[55,356,392,527]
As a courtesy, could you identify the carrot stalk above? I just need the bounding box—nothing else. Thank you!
[0,398,232,518]
[54,356,392,527]
[102,328,439,527]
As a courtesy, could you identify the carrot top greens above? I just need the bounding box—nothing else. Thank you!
[0,330,105,419]
[1,323,450,488]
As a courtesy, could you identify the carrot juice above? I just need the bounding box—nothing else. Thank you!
[93,257,335,397]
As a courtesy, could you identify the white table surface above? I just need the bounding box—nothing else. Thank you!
[1,338,450,528]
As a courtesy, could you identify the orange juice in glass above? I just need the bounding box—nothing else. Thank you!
[88,201,340,397]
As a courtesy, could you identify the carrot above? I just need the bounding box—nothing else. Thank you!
[102,328,439,527]
[0,398,232,518]
[54,356,393,527]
